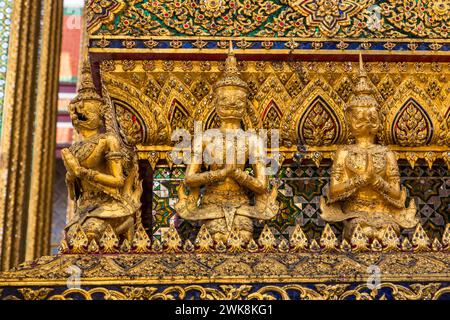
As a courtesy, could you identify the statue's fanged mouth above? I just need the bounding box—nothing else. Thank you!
[75,111,88,121]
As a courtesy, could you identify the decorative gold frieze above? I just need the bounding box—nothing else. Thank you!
[99,60,448,169]
[58,218,450,256]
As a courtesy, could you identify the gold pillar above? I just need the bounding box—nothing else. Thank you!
[0,0,63,270]
[26,0,64,262]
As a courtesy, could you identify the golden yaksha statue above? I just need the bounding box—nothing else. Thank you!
[175,45,279,243]
[62,61,142,242]
[320,55,419,240]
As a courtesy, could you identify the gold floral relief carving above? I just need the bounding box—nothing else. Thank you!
[383,80,440,146]
[204,110,222,130]
[284,78,346,147]
[169,100,193,134]
[113,101,145,145]
[298,96,341,146]
[101,72,170,145]
[98,61,447,156]
[392,98,433,147]
[262,101,282,131]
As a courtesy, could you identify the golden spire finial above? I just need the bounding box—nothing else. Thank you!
[358,52,366,76]
[346,53,378,110]
[224,40,239,75]
[72,59,103,104]
[213,40,248,90]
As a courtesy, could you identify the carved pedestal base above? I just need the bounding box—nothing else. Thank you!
[1,251,449,300]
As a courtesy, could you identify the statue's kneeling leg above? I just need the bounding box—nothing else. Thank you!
[234,216,254,243]
[115,216,135,242]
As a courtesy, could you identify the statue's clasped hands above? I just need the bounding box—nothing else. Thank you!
[220,164,244,181]
[361,151,383,187]
[61,149,91,179]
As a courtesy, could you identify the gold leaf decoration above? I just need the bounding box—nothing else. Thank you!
[120,239,131,253]
[299,97,340,146]
[68,224,88,254]
[412,224,431,252]
[247,239,259,253]
[132,224,151,254]
[194,225,214,253]
[99,225,119,254]
[320,224,338,252]
[441,224,450,249]
[340,239,352,252]
[381,225,400,252]
[183,240,195,253]
[227,227,245,254]
[88,239,100,254]
[163,222,182,253]
[392,99,433,146]
[350,224,369,252]
[290,225,309,252]
[278,239,289,253]
[258,225,277,253]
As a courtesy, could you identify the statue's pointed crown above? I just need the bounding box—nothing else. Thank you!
[71,59,104,104]
[213,41,249,91]
[347,53,379,110]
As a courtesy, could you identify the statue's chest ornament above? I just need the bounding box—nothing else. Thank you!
[345,150,386,175]
[69,134,105,163]
[204,139,249,164]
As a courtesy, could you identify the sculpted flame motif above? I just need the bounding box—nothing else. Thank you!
[170,100,191,133]
[114,102,144,145]
[288,0,370,36]
[320,55,419,240]
[262,101,282,147]
[299,97,339,146]
[392,99,433,147]
[175,44,279,242]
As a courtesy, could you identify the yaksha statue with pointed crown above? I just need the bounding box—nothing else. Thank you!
[175,46,279,243]
[320,55,419,240]
[61,61,142,243]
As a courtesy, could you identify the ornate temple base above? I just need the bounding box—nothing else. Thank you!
[0,251,449,300]
[1,223,449,300]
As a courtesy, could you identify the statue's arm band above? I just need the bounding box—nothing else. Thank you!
[328,176,365,203]
[105,151,124,160]
[372,176,405,208]
[234,170,266,193]
[79,168,98,182]
[186,171,223,186]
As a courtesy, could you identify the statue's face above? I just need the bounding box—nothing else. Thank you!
[71,99,102,131]
[215,86,247,121]
[346,106,380,138]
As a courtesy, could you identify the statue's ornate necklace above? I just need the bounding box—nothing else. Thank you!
[69,134,105,163]
[345,145,387,173]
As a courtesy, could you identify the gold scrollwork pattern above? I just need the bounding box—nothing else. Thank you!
[2,283,450,300]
